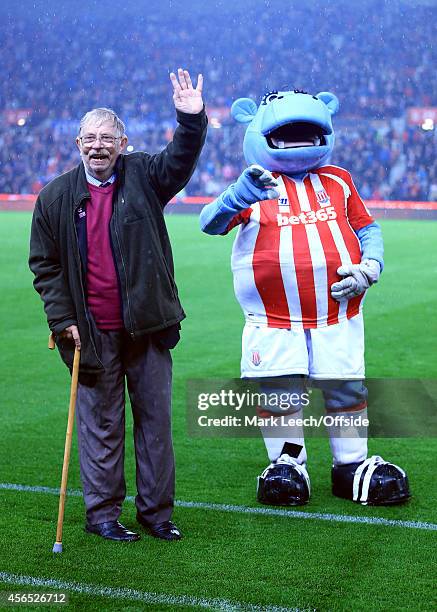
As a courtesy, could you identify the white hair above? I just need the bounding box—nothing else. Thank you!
[78,107,126,137]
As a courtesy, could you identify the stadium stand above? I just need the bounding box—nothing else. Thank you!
[1,0,436,200]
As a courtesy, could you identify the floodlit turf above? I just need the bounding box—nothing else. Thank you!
[0,212,436,611]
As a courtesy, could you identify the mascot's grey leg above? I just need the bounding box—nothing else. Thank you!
[322,380,411,505]
[256,377,310,506]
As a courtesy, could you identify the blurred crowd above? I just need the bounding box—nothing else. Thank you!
[1,0,436,200]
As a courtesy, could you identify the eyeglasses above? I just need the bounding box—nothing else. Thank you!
[79,134,122,146]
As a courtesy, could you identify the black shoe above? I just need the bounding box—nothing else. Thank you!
[332,456,411,505]
[136,514,182,541]
[85,520,140,542]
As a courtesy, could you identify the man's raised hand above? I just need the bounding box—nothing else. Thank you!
[170,68,203,114]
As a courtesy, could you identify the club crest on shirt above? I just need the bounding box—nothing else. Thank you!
[77,207,86,218]
[251,350,261,366]
[315,189,331,207]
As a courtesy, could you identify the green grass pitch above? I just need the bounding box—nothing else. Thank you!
[0,212,436,611]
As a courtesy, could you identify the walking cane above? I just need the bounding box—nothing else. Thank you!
[48,332,80,553]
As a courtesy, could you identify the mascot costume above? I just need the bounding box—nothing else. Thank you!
[200,89,411,506]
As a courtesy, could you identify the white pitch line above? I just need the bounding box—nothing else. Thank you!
[0,572,300,612]
[174,500,437,531]
[0,482,436,531]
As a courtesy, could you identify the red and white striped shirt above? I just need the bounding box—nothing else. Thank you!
[225,165,374,329]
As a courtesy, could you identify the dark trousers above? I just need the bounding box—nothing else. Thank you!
[75,330,174,525]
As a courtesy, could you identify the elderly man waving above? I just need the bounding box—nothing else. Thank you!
[29,69,207,542]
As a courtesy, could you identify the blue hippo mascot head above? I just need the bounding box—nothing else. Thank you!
[231,89,339,175]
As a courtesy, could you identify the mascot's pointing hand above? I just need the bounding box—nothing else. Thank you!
[231,164,280,207]
[331,259,381,301]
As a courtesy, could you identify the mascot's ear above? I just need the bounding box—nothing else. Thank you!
[316,92,339,115]
[231,98,258,124]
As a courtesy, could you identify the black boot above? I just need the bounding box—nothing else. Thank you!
[332,455,411,505]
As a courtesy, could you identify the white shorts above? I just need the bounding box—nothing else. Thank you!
[241,313,365,379]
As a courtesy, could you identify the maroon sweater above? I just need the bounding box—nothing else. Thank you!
[86,182,123,330]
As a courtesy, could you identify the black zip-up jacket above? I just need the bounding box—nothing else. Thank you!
[29,108,207,373]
